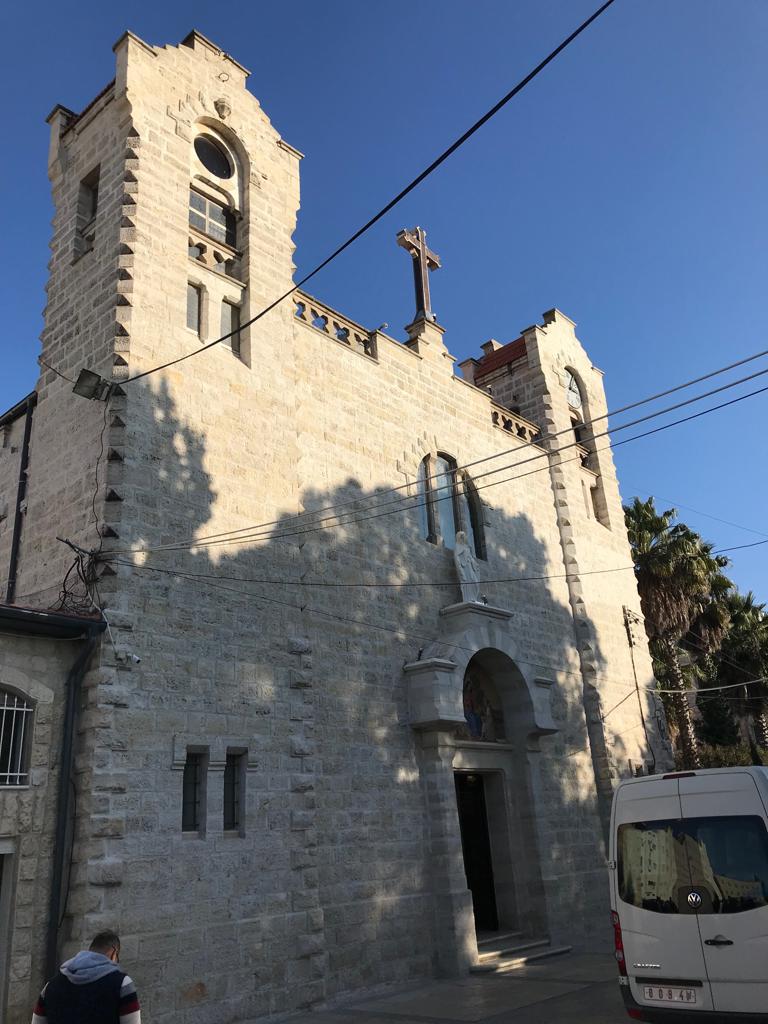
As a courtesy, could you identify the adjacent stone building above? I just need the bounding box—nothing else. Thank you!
[0,29,669,1024]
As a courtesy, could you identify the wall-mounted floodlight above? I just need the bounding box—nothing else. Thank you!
[72,369,112,402]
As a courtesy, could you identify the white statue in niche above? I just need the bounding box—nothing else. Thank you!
[453,530,481,603]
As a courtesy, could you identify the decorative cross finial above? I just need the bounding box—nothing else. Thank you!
[396,226,441,323]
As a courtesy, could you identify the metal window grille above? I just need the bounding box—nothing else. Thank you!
[182,752,203,832]
[223,753,241,831]
[0,690,33,787]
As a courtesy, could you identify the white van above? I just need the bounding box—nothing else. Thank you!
[609,767,768,1022]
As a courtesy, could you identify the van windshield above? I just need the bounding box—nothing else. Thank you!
[618,815,768,914]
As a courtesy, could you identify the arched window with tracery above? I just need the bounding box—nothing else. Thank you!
[0,688,33,787]
[187,126,247,358]
[188,130,241,271]
[416,453,486,557]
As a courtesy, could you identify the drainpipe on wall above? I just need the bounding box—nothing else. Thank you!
[5,393,37,605]
[45,623,103,977]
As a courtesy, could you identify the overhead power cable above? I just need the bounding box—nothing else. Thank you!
[123,558,577,673]
[105,532,768,590]
[652,677,767,696]
[105,366,768,557]
[110,554,767,700]
[107,557,637,589]
[107,346,768,552]
[120,0,617,386]
[458,363,768,491]
[111,343,768,555]
[104,390,768,591]
[685,628,768,688]
[38,357,76,384]
[119,342,768,555]
[625,485,768,541]
[715,538,768,554]
[105,376,768,559]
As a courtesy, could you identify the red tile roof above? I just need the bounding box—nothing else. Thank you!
[474,337,527,378]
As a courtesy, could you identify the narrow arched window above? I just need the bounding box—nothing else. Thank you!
[0,688,33,787]
[417,455,485,557]
[433,454,458,550]
[416,458,435,543]
[564,369,591,465]
[458,472,486,560]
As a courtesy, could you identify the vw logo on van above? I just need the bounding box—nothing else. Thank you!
[687,891,703,909]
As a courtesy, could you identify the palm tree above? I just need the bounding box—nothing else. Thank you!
[624,497,733,769]
[713,592,768,748]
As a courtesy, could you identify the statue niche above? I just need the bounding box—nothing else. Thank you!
[456,665,506,743]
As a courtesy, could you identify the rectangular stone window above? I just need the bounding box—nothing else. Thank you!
[221,300,241,357]
[74,165,100,259]
[223,750,245,833]
[187,283,202,335]
[182,749,206,833]
[189,189,236,247]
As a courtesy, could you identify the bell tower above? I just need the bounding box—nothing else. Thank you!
[460,310,665,838]
[20,30,302,601]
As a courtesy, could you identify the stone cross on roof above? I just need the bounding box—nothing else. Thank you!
[396,226,441,323]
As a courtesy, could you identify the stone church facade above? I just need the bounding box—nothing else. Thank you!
[0,30,669,1024]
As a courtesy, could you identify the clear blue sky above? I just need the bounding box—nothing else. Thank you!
[1,1,766,598]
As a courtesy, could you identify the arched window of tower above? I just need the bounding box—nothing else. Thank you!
[186,125,247,361]
[564,367,584,414]
[563,366,611,529]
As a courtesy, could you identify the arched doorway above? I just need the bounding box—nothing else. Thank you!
[452,649,547,938]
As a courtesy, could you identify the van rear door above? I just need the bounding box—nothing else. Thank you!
[678,770,768,1015]
[613,776,714,1012]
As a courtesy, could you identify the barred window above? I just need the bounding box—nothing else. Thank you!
[182,750,206,833]
[0,689,33,787]
[223,751,245,833]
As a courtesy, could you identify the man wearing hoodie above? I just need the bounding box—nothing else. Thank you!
[31,930,141,1024]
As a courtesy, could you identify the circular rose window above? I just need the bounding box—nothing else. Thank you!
[194,135,233,179]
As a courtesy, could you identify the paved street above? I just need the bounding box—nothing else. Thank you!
[289,955,625,1024]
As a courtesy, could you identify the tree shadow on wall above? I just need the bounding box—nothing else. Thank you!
[87,377,649,1021]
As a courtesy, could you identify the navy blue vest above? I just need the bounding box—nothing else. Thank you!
[42,970,125,1024]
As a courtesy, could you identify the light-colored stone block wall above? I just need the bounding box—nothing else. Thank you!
[15,84,129,609]
[7,29,668,1024]
[0,635,80,1024]
[0,411,28,596]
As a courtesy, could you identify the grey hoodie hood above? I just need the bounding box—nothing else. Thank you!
[60,951,120,985]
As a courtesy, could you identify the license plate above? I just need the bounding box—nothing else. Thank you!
[643,985,697,1004]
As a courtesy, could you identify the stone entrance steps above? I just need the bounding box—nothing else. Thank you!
[470,931,572,974]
